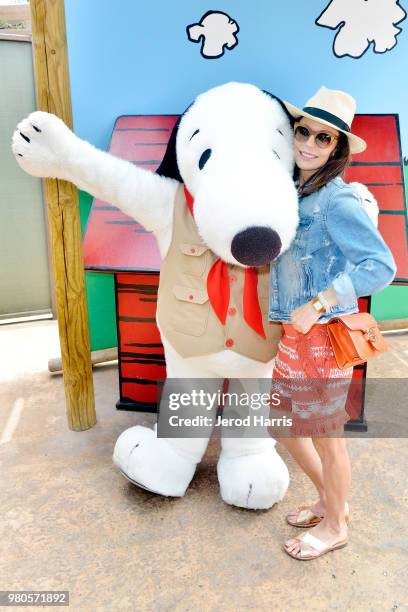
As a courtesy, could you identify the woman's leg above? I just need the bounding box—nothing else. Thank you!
[273,331,327,513]
[284,434,350,556]
[276,437,327,514]
[312,436,351,528]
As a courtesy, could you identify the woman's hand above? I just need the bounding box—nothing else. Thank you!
[290,301,321,334]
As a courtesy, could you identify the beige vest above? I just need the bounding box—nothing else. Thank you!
[156,184,282,362]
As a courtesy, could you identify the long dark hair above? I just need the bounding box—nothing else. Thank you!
[295,131,351,197]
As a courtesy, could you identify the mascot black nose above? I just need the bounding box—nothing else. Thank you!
[231,226,282,266]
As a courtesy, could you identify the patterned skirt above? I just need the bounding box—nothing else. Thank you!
[270,322,354,437]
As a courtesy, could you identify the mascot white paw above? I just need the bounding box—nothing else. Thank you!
[112,425,198,497]
[12,111,77,180]
[217,440,289,509]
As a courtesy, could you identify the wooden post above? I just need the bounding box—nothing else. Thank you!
[30,0,96,431]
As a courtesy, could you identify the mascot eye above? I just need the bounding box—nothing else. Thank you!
[198,149,212,170]
[272,150,280,160]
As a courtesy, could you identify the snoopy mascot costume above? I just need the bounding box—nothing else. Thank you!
[12,82,300,509]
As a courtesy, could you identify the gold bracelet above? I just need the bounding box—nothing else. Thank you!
[310,296,326,314]
[317,291,331,313]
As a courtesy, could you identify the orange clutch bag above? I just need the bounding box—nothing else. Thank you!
[327,313,388,369]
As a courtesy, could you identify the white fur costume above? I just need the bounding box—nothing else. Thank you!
[12,82,301,509]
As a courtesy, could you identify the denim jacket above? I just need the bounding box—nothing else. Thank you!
[268,176,397,322]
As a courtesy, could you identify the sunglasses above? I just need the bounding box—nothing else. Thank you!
[294,124,339,149]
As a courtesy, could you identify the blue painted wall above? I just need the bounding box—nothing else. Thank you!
[65,0,408,150]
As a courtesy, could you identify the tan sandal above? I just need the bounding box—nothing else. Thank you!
[283,531,348,561]
[286,502,350,528]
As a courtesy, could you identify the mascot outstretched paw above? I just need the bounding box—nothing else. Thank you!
[217,440,289,510]
[113,425,197,497]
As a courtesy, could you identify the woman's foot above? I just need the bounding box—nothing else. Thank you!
[284,518,348,559]
[286,499,326,524]
[286,500,349,527]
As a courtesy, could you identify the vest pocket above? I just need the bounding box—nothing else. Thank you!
[180,243,209,277]
[171,284,210,336]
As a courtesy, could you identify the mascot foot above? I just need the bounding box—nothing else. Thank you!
[113,426,197,497]
[217,443,289,510]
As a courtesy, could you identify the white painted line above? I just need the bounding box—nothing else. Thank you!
[0,313,53,326]
[0,398,24,444]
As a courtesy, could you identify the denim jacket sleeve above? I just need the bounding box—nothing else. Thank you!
[325,185,397,306]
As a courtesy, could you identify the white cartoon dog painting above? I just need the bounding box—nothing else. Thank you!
[187,11,239,59]
[316,0,406,58]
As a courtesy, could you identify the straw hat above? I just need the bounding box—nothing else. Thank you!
[283,86,367,154]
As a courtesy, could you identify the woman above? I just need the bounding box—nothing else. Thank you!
[267,86,396,560]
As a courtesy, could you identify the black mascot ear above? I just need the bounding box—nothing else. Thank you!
[156,115,183,182]
[262,90,295,128]
[156,102,194,182]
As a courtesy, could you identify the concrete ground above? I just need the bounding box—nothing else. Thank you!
[0,320,407,612]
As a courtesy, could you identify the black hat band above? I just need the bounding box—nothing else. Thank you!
[302,107,351,133]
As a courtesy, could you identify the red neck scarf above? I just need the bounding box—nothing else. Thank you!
[184,185,266,339]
